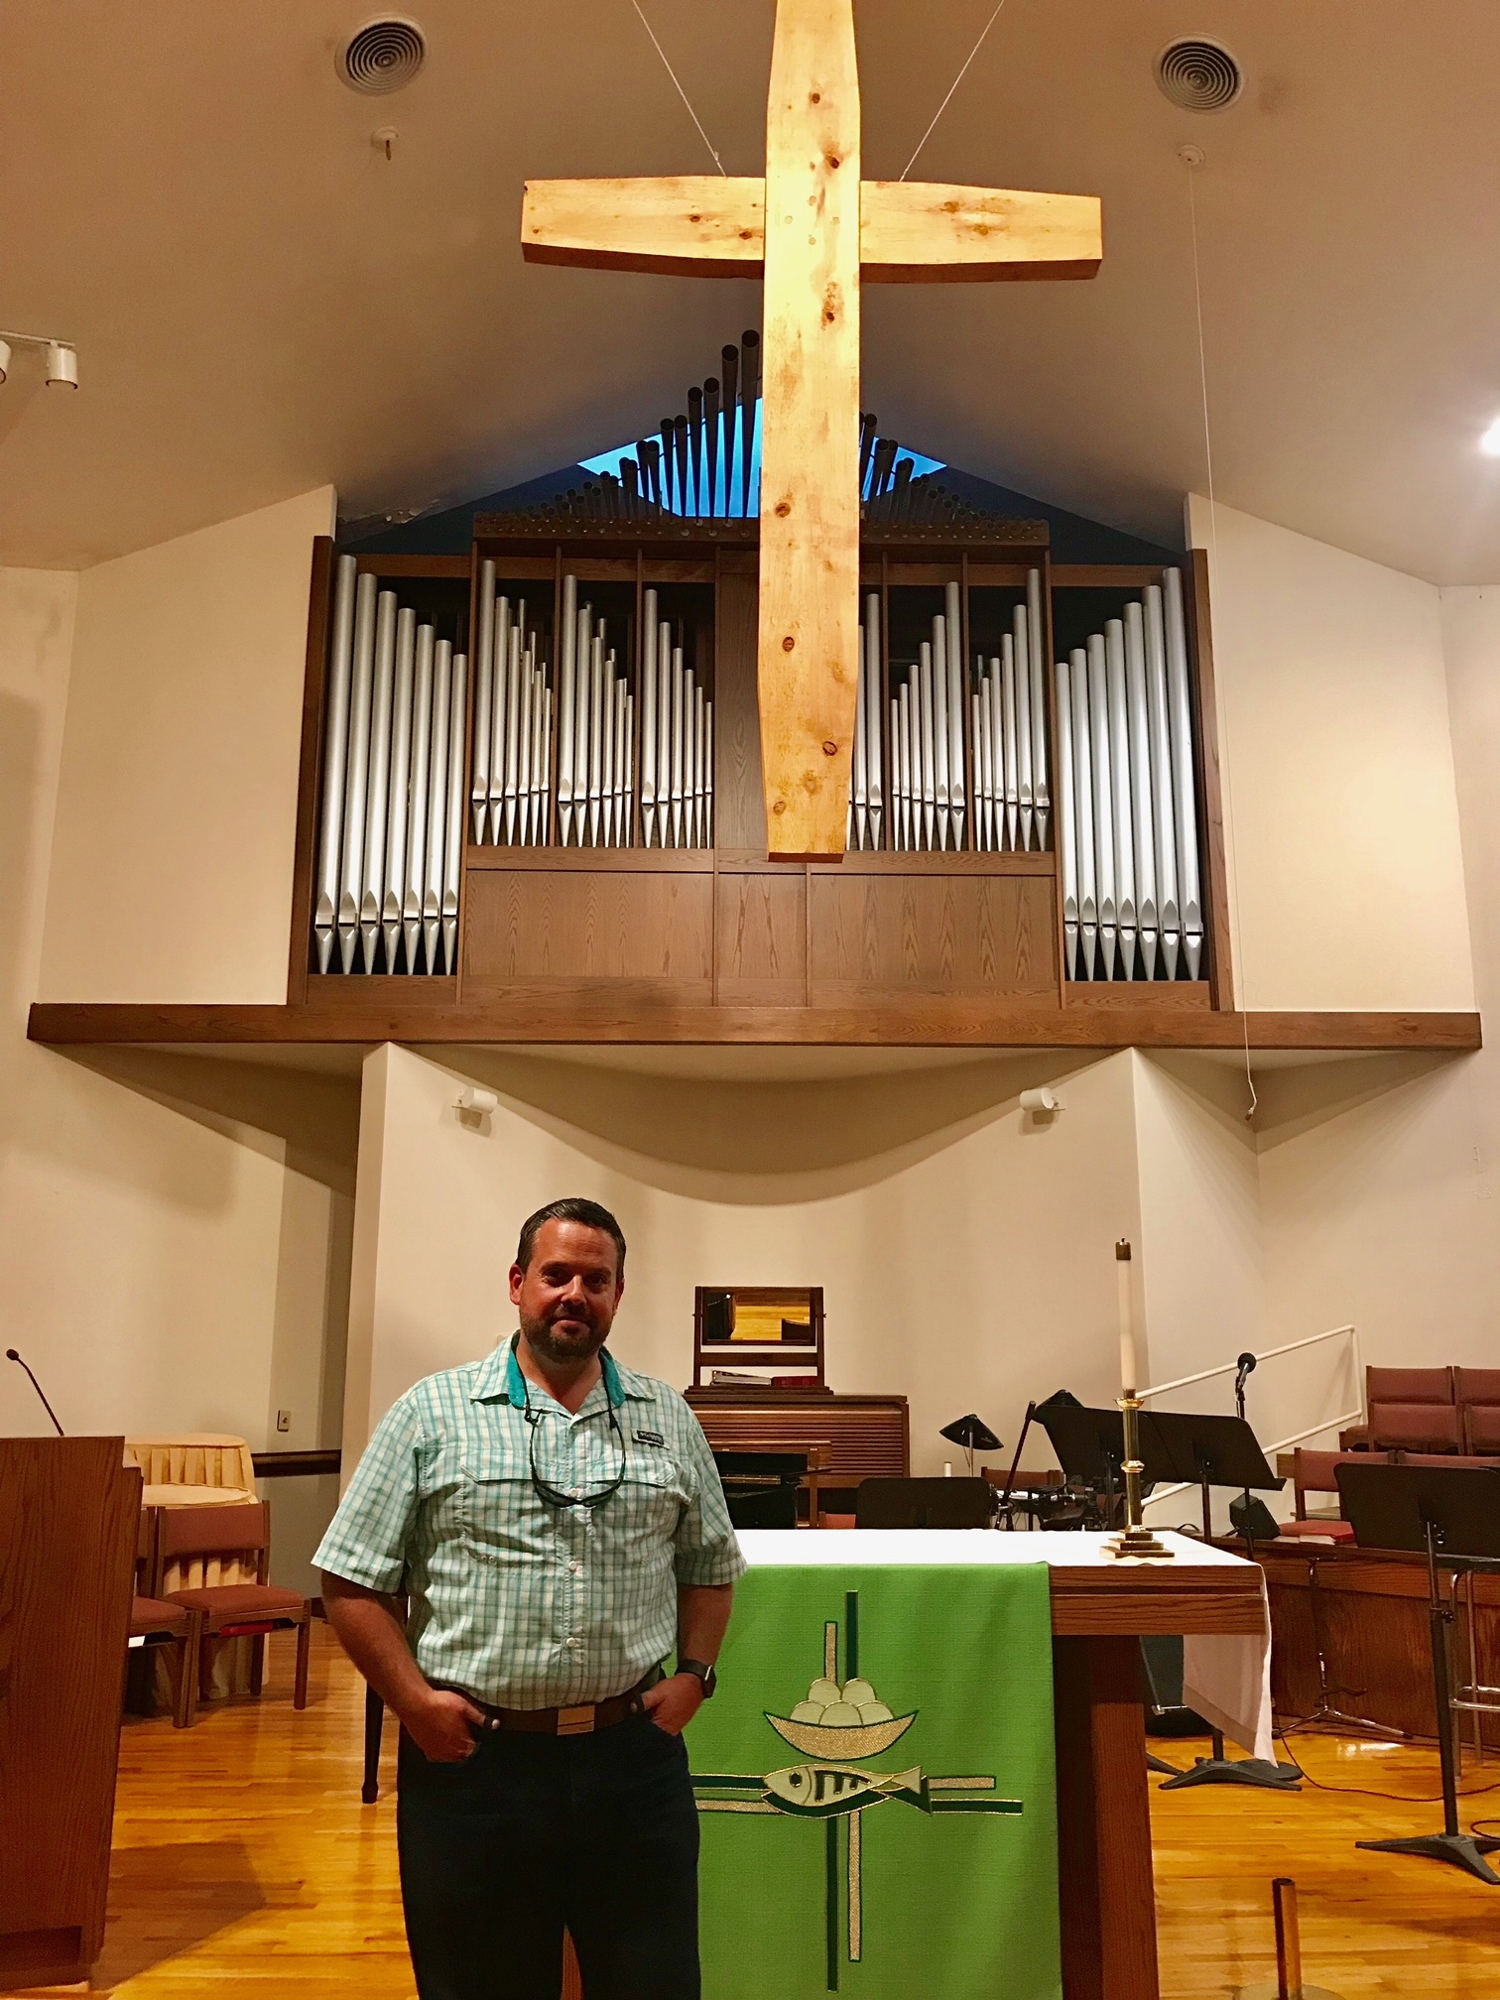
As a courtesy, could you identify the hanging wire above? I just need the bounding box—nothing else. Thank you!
[629,0,727,176]
[900,0,1009,182]
[1184,148,1257,1121]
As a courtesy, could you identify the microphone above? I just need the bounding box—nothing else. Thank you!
[1234,1351,1257,1388]
[5,1348,65,1436]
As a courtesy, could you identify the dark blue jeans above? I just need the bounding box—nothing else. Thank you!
[397,1713,701,2000]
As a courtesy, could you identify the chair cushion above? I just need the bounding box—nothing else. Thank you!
[165,1583,307,1624]
[1367,1367,1454,1406]
[131,1594,189,1635]
[1465,1405,1500,1454]
[1367,1403,1463,1452]
[1455,1369,1500,1407]
[1278,1519,1356,1543]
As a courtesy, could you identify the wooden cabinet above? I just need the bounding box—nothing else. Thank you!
[685,1389,909,1486]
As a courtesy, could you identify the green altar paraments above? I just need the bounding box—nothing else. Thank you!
[686,1566,1061,2000]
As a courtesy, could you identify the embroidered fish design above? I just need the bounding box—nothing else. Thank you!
[762,1762,929,1818]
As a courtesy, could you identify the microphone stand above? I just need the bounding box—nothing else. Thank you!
[5,1348,64,1435]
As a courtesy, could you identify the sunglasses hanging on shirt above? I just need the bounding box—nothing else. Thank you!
[514,1334,628,1510]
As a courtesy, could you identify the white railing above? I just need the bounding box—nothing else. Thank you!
[1138,1323,1363,1511]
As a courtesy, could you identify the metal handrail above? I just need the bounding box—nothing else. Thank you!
[1138,1322,1364,1515]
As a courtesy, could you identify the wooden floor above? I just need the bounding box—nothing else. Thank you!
[57,1625,1500,1997]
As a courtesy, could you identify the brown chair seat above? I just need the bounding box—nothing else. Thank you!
[131,1594,190,1636]
[1464,1405,1500,1455]
[1278,1518,1355,1543]
[1367,1403,1463,1452]
[165,1582,308,1623]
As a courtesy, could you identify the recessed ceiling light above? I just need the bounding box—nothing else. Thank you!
[1481,418,1500,457]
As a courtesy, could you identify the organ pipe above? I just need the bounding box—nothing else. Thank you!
[314,556,357,973]
[1053,569,1204,983]
[312,571,468,976]
[472,560,495,844]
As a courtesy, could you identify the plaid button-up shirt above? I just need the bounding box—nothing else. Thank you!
[315,1339,745,1708]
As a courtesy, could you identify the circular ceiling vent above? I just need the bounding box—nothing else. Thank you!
[338,17,426,94]
[1155,37,1243,113]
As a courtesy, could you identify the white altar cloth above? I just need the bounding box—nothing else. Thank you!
[737,1528,1275,1763]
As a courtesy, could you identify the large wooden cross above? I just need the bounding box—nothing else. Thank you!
[522,0,1101,857]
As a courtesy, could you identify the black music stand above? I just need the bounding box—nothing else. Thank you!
[1339,1461,1500,1884]
[1126,1410,1300,1793]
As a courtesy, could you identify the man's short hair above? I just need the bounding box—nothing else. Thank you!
[516,1198,627,1276]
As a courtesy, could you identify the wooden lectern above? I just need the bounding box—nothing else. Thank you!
[0,1438,140,1992]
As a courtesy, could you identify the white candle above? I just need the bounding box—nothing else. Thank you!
[1116,1238,1137,1394]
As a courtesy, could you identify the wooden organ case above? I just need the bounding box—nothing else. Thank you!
[286,517,1231,1042]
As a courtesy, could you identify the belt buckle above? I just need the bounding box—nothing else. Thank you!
[556,1704,596,1736]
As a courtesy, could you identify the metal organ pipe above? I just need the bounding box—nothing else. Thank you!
[382,607,416,972]
[314,555,357,973]
[472,560,496,844]
[1105,619,1136,980]
[405,621,433,973]
[1053,569,1204,983]
[360,589,398,973]
[442,651,467,970]
[424,638,452,975]
[337,572,378,973]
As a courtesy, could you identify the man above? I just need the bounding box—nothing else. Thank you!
[317,1196,743,2000]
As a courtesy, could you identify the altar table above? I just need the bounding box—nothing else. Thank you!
[735,1531,1268,2000]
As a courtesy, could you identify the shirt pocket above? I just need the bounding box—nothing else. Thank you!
[618,1445,688,1536]
[459,1443,537,1563]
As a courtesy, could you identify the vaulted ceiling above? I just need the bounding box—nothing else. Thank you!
[4,1,1500,580]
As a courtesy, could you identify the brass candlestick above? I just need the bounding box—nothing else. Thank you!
[1107,1391,1174,1560]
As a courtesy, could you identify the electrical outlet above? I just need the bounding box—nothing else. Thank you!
[276,1409,291,1433]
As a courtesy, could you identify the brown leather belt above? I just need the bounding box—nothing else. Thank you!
[443,1667,662,1738]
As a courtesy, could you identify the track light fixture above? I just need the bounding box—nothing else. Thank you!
[0,329,79,389]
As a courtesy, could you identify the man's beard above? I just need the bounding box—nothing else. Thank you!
[520,1304,610,1366]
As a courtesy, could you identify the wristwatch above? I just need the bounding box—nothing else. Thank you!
[677,1657,718,1697]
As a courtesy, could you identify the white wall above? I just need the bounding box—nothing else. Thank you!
[0,555,355,1524]
[341,1044,1150,1479]
[39,485,335,1003]
[1188,494,1474,1012]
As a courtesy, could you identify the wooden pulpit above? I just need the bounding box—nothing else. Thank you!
[0,1437,140,1992]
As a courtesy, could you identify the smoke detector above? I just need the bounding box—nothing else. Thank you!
[338,17,426,94]
[1155,37,1243,113]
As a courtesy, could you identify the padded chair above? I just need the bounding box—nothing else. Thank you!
[1366,1403,1463,1453]
[854,1477,995,1530]
[1276,1448,1387,1543]
[127,1504,201,1728]
[1341,1368,1456,1450]
[160,1501,312,1710]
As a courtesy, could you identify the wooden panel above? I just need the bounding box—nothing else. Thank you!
[28,1001,1483,1054]
[685,1392,909,1482]
[0,1439,140,1988]
[1189,549,1235,1012]
[716,868,807,1005]
[1066,980,1212,1011]
[757,0,862,856]
[807,871,1056,999]
[285,536,334,1007]
[1049,1569,1265,1637]
[462,867,714,994]
[353,554,471,578]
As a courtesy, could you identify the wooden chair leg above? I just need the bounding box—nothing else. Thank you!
[294,1619,311,1710]
[175,1613,202,1728]
[249,1633,266,1697]
[362,1684,385,1803]
[199,1631,216,1704]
